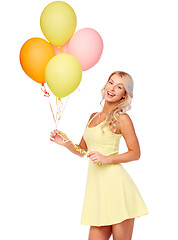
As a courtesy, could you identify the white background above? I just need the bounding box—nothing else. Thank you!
[0,0,178,239]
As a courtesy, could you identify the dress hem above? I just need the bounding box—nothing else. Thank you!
[80,211,149,227]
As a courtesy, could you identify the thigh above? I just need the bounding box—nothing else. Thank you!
[88,225,112,240]
[112,218,135,240]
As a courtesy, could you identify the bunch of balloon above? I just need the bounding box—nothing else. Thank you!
[49,27,104,71]
[19,1,104,128]
[40,1,82,127]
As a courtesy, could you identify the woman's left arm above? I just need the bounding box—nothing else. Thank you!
[108,113,141,164]
[88,114,141,164]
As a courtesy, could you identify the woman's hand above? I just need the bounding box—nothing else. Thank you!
[87,151,110,164]
[50,129,69,146]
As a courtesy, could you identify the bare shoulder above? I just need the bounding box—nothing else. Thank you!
[118,113,134,129]
[118,113,133,123]
[89,112,98,121]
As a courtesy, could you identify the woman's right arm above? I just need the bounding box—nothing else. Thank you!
[50,129,87,157]
[50,113,96,157]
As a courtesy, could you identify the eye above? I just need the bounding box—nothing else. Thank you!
[109,81,113,84]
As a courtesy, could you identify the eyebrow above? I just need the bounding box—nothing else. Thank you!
[110,78,124,86]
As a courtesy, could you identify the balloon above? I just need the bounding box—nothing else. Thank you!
[49,40,69,55]
[20,37,55,84]
[68,28,103,71]
[40,1,77,47]
[45,53,82,98]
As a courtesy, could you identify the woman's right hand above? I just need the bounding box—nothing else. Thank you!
[50,129,69,146]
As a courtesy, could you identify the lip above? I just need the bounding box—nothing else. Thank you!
[107,91,115,97]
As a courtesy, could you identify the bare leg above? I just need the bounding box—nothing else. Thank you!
[112,218,135,240]
[88,225,112,240]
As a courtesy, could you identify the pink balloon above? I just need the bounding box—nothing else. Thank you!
[49,41,69,55]
[68,28,103,71]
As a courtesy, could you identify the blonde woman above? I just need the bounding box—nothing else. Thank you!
[50,71,148,240]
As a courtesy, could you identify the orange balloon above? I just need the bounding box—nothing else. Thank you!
[20,37,55,83]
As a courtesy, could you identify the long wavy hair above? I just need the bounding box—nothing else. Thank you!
[101,71,134,132]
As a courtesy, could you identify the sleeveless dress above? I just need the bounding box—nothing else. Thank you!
[81,113,148,226]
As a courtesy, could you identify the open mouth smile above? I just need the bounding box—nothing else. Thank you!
[107,91,115,97]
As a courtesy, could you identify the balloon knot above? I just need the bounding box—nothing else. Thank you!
[57,46,64,53]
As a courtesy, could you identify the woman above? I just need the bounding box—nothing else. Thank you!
[50,71,149,240]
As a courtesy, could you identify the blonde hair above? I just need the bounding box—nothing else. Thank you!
[101,71,134,132]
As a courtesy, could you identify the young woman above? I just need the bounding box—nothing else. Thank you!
[50,71,149,240]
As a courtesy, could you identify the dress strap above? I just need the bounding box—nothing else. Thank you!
[87,112,100,126]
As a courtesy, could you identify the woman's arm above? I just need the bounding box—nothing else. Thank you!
[107,113,141,164]
[88,114,141,164]
[65,136,88,157]
[50,130,87,157]
[50,113,97,157]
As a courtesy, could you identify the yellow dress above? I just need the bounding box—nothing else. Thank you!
[81,113,149,226]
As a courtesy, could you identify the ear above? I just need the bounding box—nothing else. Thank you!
[121,94,126,100]
[123,92,127,99]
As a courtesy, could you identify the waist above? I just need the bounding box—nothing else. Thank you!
[87,147,118,156]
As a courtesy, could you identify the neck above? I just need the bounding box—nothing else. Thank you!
[101,101,117,114]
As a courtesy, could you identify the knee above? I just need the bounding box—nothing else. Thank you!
[88,226,112,240]
[112,219,135,240]
[113,235,130,240]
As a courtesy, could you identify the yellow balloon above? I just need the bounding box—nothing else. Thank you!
[40,1,77,46]
[45,54,82,98]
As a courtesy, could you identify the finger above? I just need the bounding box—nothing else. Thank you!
[50,132,56,137]
[93,160,98,164]
[90,156,97,161]
[88,155,95,160]
[91,154,97,159]
[87,151,96,157]
[54,129,61,134]
[56,132,63,137]
[93,159,99,164]
[51,131,58,137]
[52,129,58,133]
[56,130,64,135]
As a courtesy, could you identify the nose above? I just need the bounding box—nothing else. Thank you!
[110,85,115,91]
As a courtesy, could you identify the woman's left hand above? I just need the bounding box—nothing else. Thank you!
[87,151,109,164]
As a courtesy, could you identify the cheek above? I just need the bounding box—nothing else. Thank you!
[115,89,125,96]
[104,83,109,89]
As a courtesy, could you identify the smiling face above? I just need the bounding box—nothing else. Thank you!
[103,74,126,103]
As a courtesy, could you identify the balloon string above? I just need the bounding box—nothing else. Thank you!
[55,95,70,129]
[41,85,102,166]
[41,83,56,123]
[49,102,56,123]
[56,133,103,166]
[41,83,50,97]
[57,133,86,155]
[56,97,63,121]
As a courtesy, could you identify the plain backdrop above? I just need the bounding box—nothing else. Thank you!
[0,0,178,239]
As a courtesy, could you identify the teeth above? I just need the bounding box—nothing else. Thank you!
[108,91,115,96]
